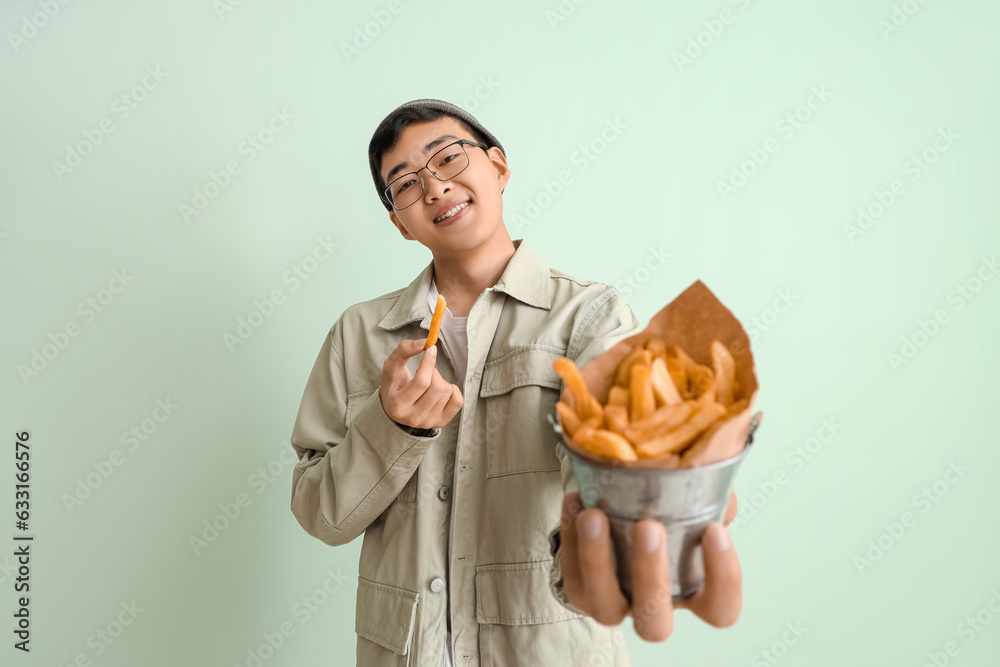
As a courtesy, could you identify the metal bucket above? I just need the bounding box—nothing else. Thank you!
[551,412,762,603]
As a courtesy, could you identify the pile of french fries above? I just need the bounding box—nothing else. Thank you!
[553,338,748,466]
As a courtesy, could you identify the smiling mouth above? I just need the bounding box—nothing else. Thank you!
[434,200,471,223]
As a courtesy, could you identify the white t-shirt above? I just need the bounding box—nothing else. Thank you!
[427,274,468,667]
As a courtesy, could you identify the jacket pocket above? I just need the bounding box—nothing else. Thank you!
[475,559,587,625]
[480,345,565,478]
[355,576,420,655]
[347,388,416,502]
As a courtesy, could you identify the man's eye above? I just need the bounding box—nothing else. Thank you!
[440,152,460,164]
[397,179,415,191]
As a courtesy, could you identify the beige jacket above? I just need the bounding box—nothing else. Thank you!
[289,238,641,666]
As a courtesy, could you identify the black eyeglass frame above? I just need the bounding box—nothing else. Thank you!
[383,139,489,210]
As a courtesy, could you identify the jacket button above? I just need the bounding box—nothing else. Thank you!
[430,577,445,593]
[437,485,450,501]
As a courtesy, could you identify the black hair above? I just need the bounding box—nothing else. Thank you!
[368,107,497,212]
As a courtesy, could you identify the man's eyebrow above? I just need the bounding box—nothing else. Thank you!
[385,134,461,183]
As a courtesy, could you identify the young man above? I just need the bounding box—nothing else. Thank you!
[288,99,742,667]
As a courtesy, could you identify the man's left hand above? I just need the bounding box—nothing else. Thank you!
[559,490,742,642]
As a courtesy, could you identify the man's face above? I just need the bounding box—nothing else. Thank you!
[380,116,510,250]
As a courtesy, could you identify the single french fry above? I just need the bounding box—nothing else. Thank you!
[556,401,582,437]
[665,357,689,398]
[624,401,694,444]
[673,345,699,375]
[604,405,630,436]
[607,386,630,408]
[634,402,726,459]
[578,415,602,432]
[583,395,606,427]
[679,399,750,467]
[687,363,715,399]
[425,294,447,349]
[696,382,717,407]
[678,418,726,467]
[725,398,749,418]
[629,363,655,422]
[576,428,638,462]
[710,340,736,406]
[553,357,595,420]
[659,453,681,469]
[650,357,682,406]
[572,423,599,456]
[614,346,648,387]
[645,337,668,360]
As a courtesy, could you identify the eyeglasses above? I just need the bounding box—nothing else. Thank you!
[384,139,488,210]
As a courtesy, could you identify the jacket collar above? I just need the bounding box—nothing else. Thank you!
[378,238,552,331]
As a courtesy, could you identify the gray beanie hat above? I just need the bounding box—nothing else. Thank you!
[368,98,505,211]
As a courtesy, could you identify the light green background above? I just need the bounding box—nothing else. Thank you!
[2,1,998,665]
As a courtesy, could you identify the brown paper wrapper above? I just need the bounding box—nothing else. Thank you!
[559,280,760,469]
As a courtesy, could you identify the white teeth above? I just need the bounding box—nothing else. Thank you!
[436,201,469,222]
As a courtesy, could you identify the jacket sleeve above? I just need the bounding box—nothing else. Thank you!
[548,286,643,613]
[289,320,440,547]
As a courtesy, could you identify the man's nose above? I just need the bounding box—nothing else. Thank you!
[421,172,450,201]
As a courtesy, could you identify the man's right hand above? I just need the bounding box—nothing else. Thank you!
[379,338,464,430]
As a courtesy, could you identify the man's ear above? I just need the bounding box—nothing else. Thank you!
[488,146,511,192]
[389,210,416,240]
